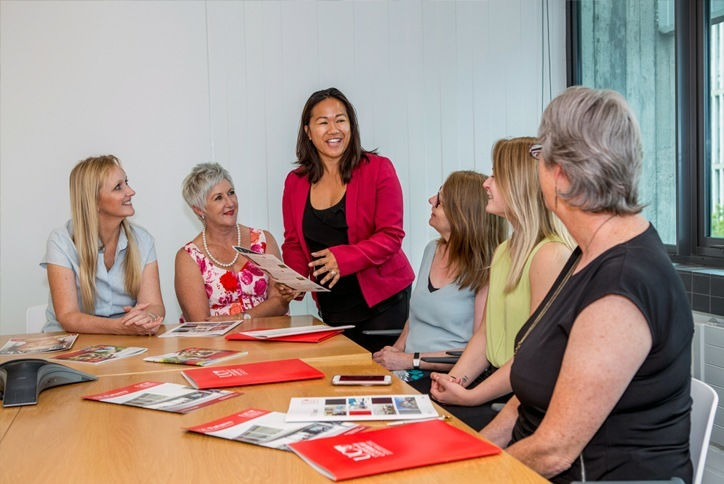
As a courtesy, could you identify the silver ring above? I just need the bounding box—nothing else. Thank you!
[329,270,336,276]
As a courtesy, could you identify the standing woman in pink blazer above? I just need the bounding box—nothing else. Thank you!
[282,87,415,352]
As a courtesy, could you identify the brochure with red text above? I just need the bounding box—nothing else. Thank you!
[83,381,239,414]
[0,334,77,355]
[285,394,438,422]
[181,358,324,389]
[158,320,241,338]
[53,344,146,364]
[226,325,352,343]
[144,347,247,366]
[186,408,366,451]
[288,420,501,481]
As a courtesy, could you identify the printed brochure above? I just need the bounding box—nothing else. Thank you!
[288,420,501,481]
[226,324,353,343]
[144,347,247,366]
[233,246,330,292]
[158,320,241,338]
[0,334,78,355]
[83,381,239,414]
[186,408,365,451]
[53,345,147,364]
[285,394,438,422]
[182,358,324,389]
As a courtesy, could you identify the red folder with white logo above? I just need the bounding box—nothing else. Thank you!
[181,358,324,389]
[288,420,500,481]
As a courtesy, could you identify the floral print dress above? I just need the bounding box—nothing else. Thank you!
[183,227,269,317]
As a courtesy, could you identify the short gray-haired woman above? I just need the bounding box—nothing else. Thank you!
[480,87,693,482]
[175,163,290,321]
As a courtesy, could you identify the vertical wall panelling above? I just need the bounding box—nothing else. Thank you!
[0,0,567,333]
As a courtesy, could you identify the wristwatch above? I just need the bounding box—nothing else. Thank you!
[412,352,421,370]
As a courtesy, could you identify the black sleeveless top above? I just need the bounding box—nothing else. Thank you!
[302,192,372,323]
[510,224,693,483]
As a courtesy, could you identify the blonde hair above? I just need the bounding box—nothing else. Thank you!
[439,171,508,293]
[69,155,141,312]
[491,138,573,292]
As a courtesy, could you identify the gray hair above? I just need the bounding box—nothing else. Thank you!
[181,163,234,214]
[538,86,644,215]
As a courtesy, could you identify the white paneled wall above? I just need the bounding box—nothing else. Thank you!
[0,0,566,334]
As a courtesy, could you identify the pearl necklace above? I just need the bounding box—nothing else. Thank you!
[202,223,241,268]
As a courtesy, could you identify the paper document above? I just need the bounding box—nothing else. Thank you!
[286,394,439,422]
[237,324,354,339]
[233,246,330,292]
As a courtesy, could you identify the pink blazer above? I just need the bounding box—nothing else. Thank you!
[281,153,414,308]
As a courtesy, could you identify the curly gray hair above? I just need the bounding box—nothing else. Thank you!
[538,86,644,215]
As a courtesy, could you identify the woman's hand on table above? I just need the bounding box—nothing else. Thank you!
[372,346,412,370]
[120,302,163,335]
[309,249,340,288]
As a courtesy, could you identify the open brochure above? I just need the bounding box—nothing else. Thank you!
[288,420,501,481]
[83,381,239,414]
[0,334,78,355]
[186,408,366,451]
[158,320,241,338]
[144,347,247,367]
[233,246,330,292]
[286,394,438,422]
[53,345,146,364]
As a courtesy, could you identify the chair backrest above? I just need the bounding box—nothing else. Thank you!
[25,304,48,333]
[690,377,718,484]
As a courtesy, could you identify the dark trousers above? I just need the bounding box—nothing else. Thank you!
[328,286,411,353]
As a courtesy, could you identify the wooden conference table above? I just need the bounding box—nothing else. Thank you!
[0,316,546,484]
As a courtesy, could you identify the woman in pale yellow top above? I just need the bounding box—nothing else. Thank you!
[430,137,572,428]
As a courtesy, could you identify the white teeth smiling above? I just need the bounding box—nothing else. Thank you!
[327,138,342,145]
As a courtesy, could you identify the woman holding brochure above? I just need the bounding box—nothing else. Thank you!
[282,87,415,352]
[41,155,165,334]
[429,137,572,430]
[175,163,292,322]
[480,87,692,482]
[372,171,506,375]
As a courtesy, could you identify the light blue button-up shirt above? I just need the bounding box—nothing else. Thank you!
[40,220,157,332]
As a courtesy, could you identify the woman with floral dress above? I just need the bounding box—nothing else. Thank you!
[175,163,291,321]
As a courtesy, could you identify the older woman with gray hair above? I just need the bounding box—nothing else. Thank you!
[175,163,291,321]
[480,87,693,482]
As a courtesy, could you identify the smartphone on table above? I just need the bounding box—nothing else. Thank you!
[331,375,392,385]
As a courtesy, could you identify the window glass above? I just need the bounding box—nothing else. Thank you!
[578,0,676,244]
[710,0,724,237]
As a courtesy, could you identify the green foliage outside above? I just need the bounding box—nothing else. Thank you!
[713,204,724,237]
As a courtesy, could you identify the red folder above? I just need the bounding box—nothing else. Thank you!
[181,358,324,389]
[288,420,500,481]
[225,329,343,343]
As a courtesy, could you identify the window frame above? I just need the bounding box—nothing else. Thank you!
[567,0,724,267]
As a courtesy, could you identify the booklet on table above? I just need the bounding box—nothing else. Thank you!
[285,394,439,422]
[186,408,365,451]
[226,324,353,343]
[288,419,501,481]
[158,320,241,338]
[182,358,324,389]
[144,347,247,367]
[0,334,78,355]
[83,381,239,414]
[53,344,146,364]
